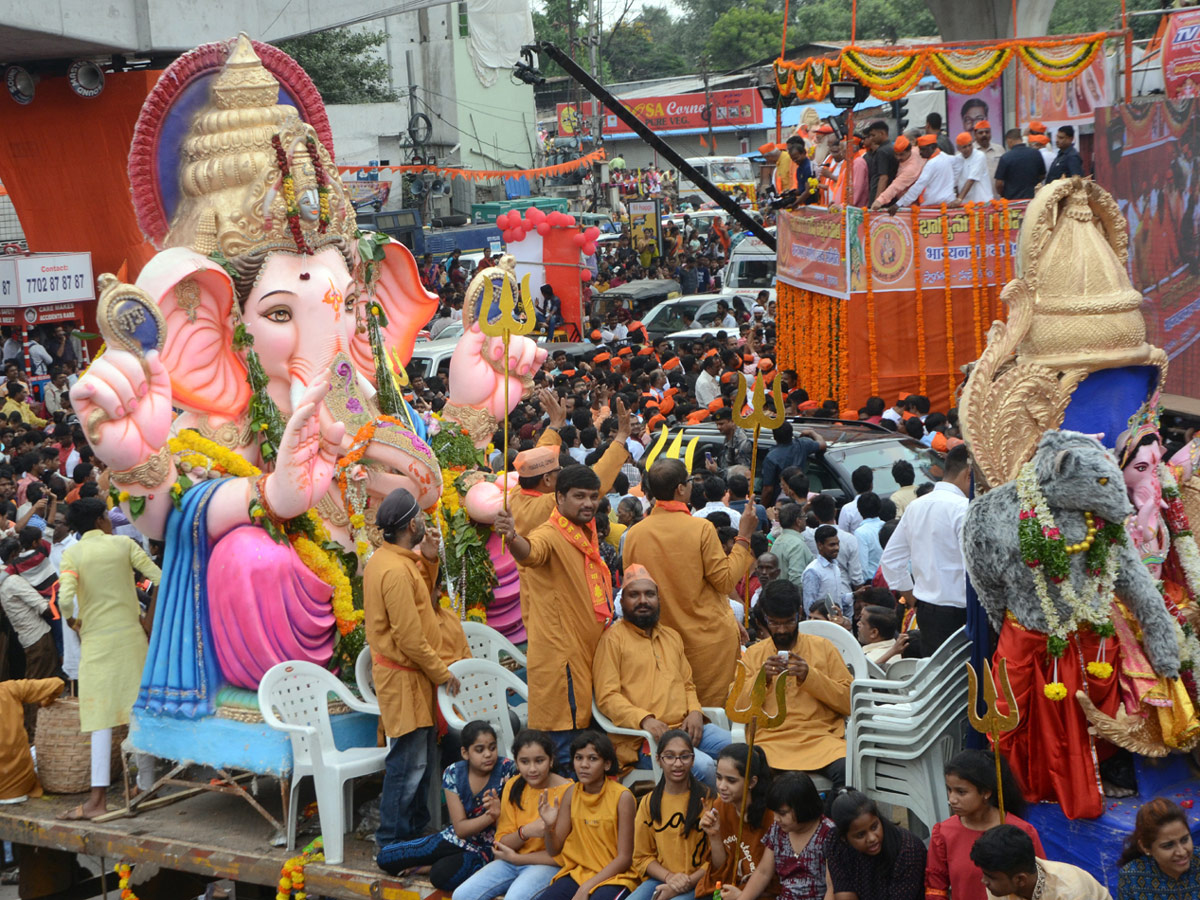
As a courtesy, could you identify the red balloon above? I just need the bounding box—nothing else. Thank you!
[546,211,566,227]
[584,226,601,241]
[537,222,551,236]
[496,212,510,229]
[583,243,597,256]
[565,215,577,227]
[527,208,546,225]
[572,233,587,247]
[580,268,593,282]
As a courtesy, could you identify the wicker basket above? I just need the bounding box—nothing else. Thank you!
[35,697,127,794]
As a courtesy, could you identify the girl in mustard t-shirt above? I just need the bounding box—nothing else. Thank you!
[453,729,571,900]
[540,731,637,900]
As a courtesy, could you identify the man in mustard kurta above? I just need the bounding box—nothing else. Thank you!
[496,464,614,767]
[741,580,851,789]
[0,676,65,802]
[592,564,731,786]
[623,458,756,706]
[364,488,463,848]
[56,498,161,821]
[508,390,631,537]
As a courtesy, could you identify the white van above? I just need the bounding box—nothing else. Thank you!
[723,229,776,290]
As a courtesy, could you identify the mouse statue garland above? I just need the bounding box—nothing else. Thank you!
[70,34,544,738]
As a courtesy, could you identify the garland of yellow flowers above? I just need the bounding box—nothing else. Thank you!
[278,837,324,900]
[984,201,999,322]
[115,863,138,900]
[940,204,956,398]
[334,414,411,560]
[1000,199,1014,285]
[969,203,985,355]
[167,430,360,636]
[862,208,879,396]
[910,205,927,394]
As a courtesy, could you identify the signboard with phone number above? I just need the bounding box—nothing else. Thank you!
[0,253,94,307]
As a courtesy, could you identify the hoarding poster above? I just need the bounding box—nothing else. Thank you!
[777,208,849,298]
[627,199,663,263]
[1016,53,1108,130]
[1093,98,1200,404]
[947,84,1004,140]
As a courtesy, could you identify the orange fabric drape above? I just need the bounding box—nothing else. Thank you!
[0,71,160,293]
[339,149,607,181]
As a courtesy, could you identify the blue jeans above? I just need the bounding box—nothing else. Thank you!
[629,881,696,900]
[453,858,559,900]
[634,724,732,789]
[377,833,483,890]
[376,727,434,847]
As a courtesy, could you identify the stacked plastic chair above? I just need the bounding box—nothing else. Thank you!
[846,627,971,836]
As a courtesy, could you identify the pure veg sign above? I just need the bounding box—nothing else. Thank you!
[556,89,762,136]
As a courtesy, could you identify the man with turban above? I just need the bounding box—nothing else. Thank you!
[495,464,616,767]
[592,564,732,786]
[895,134,957,207]
[365,488,469,848]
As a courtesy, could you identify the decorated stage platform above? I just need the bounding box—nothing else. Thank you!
[0,788,431,900]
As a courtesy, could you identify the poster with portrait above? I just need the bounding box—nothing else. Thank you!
[947,85,1004,142]
[1016,53,1108,130]
[628,199,663,263]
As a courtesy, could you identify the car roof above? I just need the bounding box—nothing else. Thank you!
[410,336,461,354]
[678,417,922,449]
[602,279,681,297]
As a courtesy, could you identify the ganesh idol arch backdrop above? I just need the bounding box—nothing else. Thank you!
[958,177,1200,872]
[73,35,551,775]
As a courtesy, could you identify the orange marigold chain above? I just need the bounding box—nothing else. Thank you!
[968,203,983,357]
[863,208,879,396]
[1001,199,1014,284]
[911,206,928,394]
[940,205,956,398]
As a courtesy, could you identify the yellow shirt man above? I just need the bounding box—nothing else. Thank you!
[0,677,65,800]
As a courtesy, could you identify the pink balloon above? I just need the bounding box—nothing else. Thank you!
[572,233,587,247]
[580,268,593,282]
[527,208,546,225]
[537,222,551,236]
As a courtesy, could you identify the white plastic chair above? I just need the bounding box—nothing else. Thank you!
[258,660,388,865]
[461,621,527,669]
[797,619,870,679]
[437,659,528,759]
[590,702,661,789]
[354,646,379,712]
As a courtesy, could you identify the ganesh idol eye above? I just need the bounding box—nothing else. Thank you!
[264,306,293,323]
[344,291,358,313]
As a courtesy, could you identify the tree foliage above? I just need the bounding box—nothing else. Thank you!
[1048,0,1165,40]
[275,28,397,105]
[705,0,786,71]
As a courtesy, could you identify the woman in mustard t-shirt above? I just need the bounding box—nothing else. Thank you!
[540,731,637,900]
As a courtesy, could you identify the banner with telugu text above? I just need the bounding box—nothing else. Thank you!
[777,208,850,299]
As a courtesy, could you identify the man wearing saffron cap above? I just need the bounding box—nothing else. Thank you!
[871,134,924,209]
[592,564,732,786]
[495,465,617,766]
[955,132,994,205]
[973,119,1004,179]
[365,487,467,847]
[895,134,956,207]
[624,458,758,706]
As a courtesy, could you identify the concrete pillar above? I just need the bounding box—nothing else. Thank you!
[924,0,1056,41]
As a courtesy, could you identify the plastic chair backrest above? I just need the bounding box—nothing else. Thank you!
[258,661,342,769]
[461,621,527,668]
[354,646,378,707]
[440,659,527,757]
[797,619,870,679]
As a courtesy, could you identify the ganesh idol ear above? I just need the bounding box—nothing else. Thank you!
[349,240,439,385]
[136,247,251,417]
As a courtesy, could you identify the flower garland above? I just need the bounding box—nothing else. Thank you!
[1160,465,1200,601]
[1016,460,1124,699]
[115,863,139,900]
[911,206,927,393]
[969,204,985,356]
[306,135,331,232]
[1000,199,1014,284]
[940,205,955,397]
[277,837,324,900]
[862,208,879,396]
[272,134,310,254]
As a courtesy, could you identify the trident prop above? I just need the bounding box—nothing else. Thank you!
[478,274,536,550]
[724,661,788,860]
[966,660,1019,817]
[732,373,785,610]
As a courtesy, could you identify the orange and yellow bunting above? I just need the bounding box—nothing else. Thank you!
[337,149,607,182]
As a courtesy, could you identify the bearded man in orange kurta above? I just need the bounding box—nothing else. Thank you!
[496,464,616,768]
[623,458,757,706]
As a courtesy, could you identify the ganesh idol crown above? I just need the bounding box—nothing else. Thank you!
[71,34,545,732]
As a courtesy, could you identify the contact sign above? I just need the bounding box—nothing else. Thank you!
[14,253,94,305]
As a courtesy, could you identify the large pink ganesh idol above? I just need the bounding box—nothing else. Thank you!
[69,35,543,714]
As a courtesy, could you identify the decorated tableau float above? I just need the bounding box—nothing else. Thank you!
[67,35,583,787]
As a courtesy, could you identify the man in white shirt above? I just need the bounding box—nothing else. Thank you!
[837,466,873,534]
[803,493,865,595]
[695,354,721,408]
[801,526,853,618]
[955,133,994,205]
[972,120,1005,180]
[896,135,956,207]
[692,475,732,522]
[879,443,971,654]
[715,299,737,329]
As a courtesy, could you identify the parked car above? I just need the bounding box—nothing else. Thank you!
[643,291,768,342]
[591,279,680,318]
[670,418,943,503]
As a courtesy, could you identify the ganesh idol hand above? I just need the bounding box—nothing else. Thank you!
[264,380,346,519]
[69,349,175,472]
[449,322,547,419]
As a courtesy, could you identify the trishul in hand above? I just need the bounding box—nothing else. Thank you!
[966,659,1019,817]
[733,372,785,609]
[724,660,788,854]
[478,273,536,548]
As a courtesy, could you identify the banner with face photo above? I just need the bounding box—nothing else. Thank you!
[947,85,1004,145]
